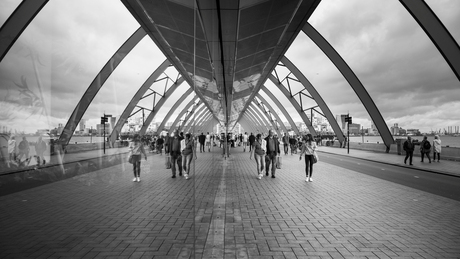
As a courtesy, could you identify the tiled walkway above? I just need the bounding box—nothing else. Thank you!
[1,146,459,258]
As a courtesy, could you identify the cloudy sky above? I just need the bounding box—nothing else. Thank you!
[0,0,459,135]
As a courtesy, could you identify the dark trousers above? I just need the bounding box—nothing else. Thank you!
[304,154,314,177]
[265,152,277,176]
[433,151,440,161]
[283,144,288,154]
[132,154,141,177]
[421,151,431,162]
[170,153,182,175]
[200,143,205,152]
[404,151,413,164]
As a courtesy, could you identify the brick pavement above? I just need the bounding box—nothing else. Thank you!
[0,146,459,258]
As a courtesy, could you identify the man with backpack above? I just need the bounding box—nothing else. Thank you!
[403,136,415,165]
[420,135,432,163]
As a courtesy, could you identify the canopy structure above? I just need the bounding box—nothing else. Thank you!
[1,0,459,151]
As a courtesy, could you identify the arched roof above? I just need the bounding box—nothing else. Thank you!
[1,0,459,150]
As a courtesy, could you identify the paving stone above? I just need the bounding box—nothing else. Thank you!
[0,147,459,258]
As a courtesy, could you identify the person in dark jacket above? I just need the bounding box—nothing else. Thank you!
[403,136,415,165]
[198,132,206,152]
[168,130,184,178]
[264,130,281,178]
[420,135,432,163]
[248,133,255,151]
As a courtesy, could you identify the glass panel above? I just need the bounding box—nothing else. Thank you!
[0,0,22,27]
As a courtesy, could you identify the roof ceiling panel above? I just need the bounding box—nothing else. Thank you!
[122,0,321,130]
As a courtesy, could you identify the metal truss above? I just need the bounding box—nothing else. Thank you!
[248,104,272,132]
[59,27,147,145]
[109,60,174,140]
[245,109,268,133]
[182,103,205,132]
[271,57,344,142]
[168,97,201,134]
[0,0,48,62]
[302,23,393,148]
[254,94,286,136]
[260,86,300,135]
[400,0,460,82]
[155,89,195,135]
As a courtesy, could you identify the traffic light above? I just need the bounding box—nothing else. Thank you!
[101,116,108,124]
[345,116,352,124]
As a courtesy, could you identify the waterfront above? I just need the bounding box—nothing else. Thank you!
[11,134,460,148]
[349,135,460,147]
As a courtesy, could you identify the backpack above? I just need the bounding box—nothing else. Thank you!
[423,141,431,150]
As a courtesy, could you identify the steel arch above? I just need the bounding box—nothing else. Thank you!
[260,86,300,135]
[156,89,195,135]
[302,23,393,148]
[400,0,460,82]
[278,56,345,142]
[59,27,147,145]
[0,0,48,62]
[168,97,200,134]
[254,94,287,135]
[109,59,172,141]
[245,109,268,133]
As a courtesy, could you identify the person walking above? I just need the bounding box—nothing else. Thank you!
[182,133,197,180]
[198,132,206,152]
[35,136,47,166]
[433,135,441,162]
[282,133,289,155]
[248,133,255,152]
[17,136,30,162]
[264,129,281,178]
[403,136,415,165]
[8,135,16,166]
[164,133,170,154]
[156,136,164,155]
[205,132,211,152]
[289,135,297,155]
[420,135,432,163]
[129,134,147,182]
[249,133,266,180]
[242,132,248,152]
[168,130,184,178]
[299,134,317,182]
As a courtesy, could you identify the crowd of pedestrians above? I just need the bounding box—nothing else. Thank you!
[403,135,442,165]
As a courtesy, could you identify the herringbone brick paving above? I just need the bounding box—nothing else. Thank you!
[0,147,459,258]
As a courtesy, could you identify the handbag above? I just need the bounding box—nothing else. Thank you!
[128,152,133,164]
[312,151,318,164]
[276,156,282,169]
[165,155,171,169]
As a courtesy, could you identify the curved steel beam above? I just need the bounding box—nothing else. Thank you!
[241,115,257,134]
[245,108,266,132]
[260,85,300,134]
[400,0,460,82]
[59,27,146,145]
[303,23,393,148]
[279,56,344,141]
[254,94,287,136]
[268,74,316,136]
[248,104,272,132]
[109,59,171,141]
[168,97,200,134]
[189,111,212,133]
[156,89,195,135]
[139,77,185,135]
[183,103,206,132]
[0,0,48,62]
[182,102,203,128]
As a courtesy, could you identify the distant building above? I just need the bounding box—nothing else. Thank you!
[406,129,421,136]
[79,119,86,131]
[348,123,361,135]
[97,124,111,135]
